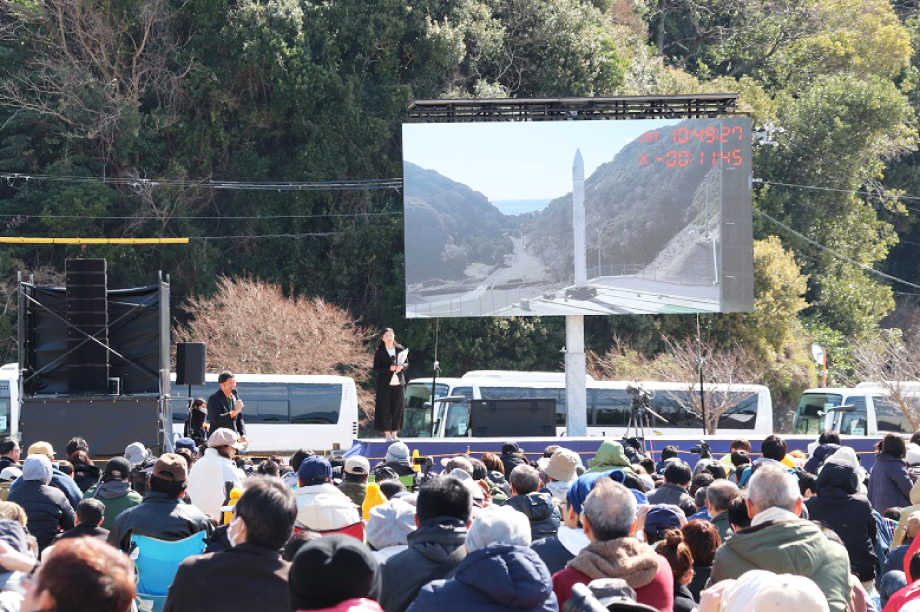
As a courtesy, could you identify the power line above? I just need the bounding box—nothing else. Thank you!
[0,172,402,192]
[755,209,920,291]
[0,211,402,221]
[761,180,920,214]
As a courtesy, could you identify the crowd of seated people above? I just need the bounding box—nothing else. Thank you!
[3,429,920,612]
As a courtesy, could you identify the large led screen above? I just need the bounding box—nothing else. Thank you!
[403,117,753,318]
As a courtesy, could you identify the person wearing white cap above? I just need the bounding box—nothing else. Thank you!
[372,442,417,488]
[186,428,244,521]
[698,569,829,612]
[338,456,371,506]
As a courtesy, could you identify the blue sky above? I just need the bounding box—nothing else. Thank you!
[403,118,681,202]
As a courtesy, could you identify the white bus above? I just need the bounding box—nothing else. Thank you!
[794,386,920,436]
[170,373,359,453]
[401,375,772,438]
[0,364,19,440]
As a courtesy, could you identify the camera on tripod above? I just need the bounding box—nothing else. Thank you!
[689,441,712,459]
[625,382,652,406]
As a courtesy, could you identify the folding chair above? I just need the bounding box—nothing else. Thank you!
[130,531,208,612]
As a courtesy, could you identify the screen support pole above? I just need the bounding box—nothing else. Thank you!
[565,315,587,437]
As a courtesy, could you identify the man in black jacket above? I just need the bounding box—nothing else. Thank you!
[380,477,471,612]
[108,454,212,552]
[164,476,296,612]
[0,438,20,472]
[207,371,248,445]
[503,464,560,541]
[8,454,74,550]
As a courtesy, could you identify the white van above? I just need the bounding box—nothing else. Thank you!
[794,386,920,436]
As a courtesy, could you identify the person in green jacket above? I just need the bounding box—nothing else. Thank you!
[585,440,634,474]
[84,457,143,530]
[710,462,851,612]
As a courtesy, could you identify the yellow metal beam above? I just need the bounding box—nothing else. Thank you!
[0,237,188,244]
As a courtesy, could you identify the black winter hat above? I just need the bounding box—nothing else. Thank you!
[289,534,380,610]
[103,457,132,481]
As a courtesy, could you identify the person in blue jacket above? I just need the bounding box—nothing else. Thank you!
[407,505,558,612]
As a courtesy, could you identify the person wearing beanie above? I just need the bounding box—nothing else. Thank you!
[164,477,297,612]
[186,428,245,521]
[499,442,527,480]
[373,442,417,487]
[363,483,388,522]
[294,456,360,532]
[366,497,417,563]
[407,505,557,612]
[83,456,143,529]
[8,454,75,550]
[698,569,829,612]
[289,534,383,612]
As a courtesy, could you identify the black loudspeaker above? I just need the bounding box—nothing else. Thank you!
[470,399,556,437]
[66,259,109,394]
[176,342,206,386]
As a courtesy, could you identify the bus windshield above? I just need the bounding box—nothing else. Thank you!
[794,393,841,435]
[401,382,449,438]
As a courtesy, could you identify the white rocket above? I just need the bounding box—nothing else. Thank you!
[573,149,587,287]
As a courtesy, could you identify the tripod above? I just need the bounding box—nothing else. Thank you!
[624,398,668,454]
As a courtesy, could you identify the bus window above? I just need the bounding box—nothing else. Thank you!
[245,383,289,423]
[255,400,289,422]
[716,393,757,430]
[836,397,867,435]
[651,391,703,428]
[444,403,470,437]
[873,397,912,434]
[0,399,10,435]
[593,389,630,426]
[794,393,841,435]
[480,387,535,400]
[289,384,342,424]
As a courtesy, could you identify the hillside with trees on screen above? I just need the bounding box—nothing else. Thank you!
[520,119,739,283]
[403,162,514,285]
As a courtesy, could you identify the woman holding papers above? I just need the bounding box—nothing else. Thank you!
[373,328,408,441]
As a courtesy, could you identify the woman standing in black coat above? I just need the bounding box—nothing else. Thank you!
[374,328,406,442]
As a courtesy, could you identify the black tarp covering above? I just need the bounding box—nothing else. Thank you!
[22,284,161,395]
[20,396,160,456]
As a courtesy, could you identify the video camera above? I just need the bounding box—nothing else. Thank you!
[689,441,712,459]
[625,382,652,405]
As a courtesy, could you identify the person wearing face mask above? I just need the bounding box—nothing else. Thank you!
[163,476,298,612]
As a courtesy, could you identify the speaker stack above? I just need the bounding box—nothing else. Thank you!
[176,342,206,386]
[65,259,109,394]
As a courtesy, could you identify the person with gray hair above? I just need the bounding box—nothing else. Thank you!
[407,505,557,612]
[711,462,851,612]
[553,480,674,611]
[502,464,560,541]
[705,480,739,541]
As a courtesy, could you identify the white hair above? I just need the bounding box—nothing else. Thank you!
[748,462,800,513]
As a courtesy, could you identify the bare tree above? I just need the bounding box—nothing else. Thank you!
[586,336,655,381]
[653,335,764,434]
[174,277,375,417]
[850,329,920,430]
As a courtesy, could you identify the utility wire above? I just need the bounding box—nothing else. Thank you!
[755,209,920,291]
[761,180,920,214]
[0,172,402,191]
[0,211,402,221]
